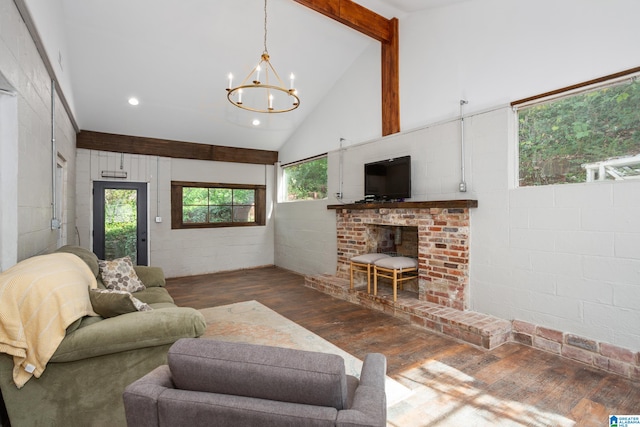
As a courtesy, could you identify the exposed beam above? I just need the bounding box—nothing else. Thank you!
[293,0,392,42]
[294,0,400,136]
[382,18,400,135]
[76,131,278,165]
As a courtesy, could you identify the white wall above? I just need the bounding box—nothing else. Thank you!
[276,0,640,351]
[0,77,18,272]
[76,149,275,278]
[0,0,77,265]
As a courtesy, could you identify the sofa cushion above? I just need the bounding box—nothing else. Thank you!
[168,339,349,410]
[133,266,166,288]
[89,289,152,318]
[98,256,146,292]
[134,287,175,305]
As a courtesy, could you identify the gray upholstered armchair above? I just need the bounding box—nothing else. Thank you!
[123,338,387,427]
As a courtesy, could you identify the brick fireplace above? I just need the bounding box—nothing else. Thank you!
[305,200,518,350]
[333,201,477,310]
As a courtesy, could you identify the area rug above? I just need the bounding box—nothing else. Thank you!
[199,300,412,407]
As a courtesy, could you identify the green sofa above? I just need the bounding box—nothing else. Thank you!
[0,246,206,427]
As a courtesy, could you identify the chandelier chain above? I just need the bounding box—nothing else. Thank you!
[263,0,268,54]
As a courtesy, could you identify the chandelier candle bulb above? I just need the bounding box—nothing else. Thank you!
[238,89,243,104]
[255,65,261,84]
[290,73,295,89]
[268,94,273,110]
[227,73,233,90]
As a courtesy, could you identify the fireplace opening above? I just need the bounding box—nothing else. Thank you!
[368,225,419,295]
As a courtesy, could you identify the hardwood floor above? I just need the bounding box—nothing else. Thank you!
[166,266,640,426]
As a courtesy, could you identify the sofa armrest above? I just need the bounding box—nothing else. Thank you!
[134,266,166,287]
[337,353,387,427]
[358,353,386,389]
[50,308,206,363]
[123,365,173,427]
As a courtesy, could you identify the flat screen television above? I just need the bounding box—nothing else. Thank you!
[364,155,411,201]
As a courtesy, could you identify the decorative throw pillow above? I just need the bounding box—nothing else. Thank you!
[89,289,152,318]
[97,256,145,293]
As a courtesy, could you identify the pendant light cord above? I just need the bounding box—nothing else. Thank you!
[263,0,268,54]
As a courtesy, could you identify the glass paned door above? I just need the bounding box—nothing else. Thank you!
[93,181,148,265]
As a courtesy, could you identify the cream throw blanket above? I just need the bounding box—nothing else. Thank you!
[0,253,98,388]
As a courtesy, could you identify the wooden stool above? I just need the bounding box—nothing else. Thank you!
[373,256,418,302]
[350,253,391,293]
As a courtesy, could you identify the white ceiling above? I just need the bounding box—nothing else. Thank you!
[49,0,461,152]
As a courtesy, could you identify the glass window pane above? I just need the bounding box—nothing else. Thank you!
[183,187,209,205]
[233,205,255,222]
[104,189,138,263]
[518,79,640,186]
[283,157,328,201]
[209,188,232,204]
[233,189,255,204]
[209,205,232,222]
[183,205,208,223]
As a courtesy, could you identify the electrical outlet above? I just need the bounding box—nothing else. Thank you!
[155,216,162,223]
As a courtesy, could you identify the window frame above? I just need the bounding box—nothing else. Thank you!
[171,181,266,229]
[280,154,328,202]
[512,66,640,187]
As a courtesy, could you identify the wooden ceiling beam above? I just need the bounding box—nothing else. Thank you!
[293,0,392,42]
[76,130,278,165]
[294,0,400,136]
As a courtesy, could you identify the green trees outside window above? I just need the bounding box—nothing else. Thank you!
[283,156,328,201]
[517,77,640,186]
[183,187,255,224]
[171,181,266,229]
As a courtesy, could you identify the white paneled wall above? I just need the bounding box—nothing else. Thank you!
[76,149,275,277]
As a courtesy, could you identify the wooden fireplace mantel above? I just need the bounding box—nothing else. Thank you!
[327,199,478,210]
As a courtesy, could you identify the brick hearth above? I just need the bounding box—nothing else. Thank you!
[305,274,511,349]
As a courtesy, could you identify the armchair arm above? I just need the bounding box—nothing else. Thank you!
[123,365,173,427]
[359,353,386,388]
[337,353,387,427]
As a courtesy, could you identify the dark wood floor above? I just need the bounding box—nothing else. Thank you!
[166,266,640,427]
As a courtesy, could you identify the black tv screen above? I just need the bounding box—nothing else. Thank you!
[364,155,411,201]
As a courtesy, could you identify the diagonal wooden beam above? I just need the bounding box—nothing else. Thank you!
[293,0,392,42]
[294,0,400,136]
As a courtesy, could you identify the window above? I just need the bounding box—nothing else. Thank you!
[171,181,265,229]
[282,155,328,201]
[514,68,640,186]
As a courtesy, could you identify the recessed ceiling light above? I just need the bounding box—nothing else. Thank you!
[252,119,260,126]
[128,97,139,106]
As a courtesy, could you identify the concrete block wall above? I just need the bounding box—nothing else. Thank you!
[0,0,77,264]
[279,106,640,360]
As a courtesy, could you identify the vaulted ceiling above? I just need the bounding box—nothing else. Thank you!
[27,1,468,151]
